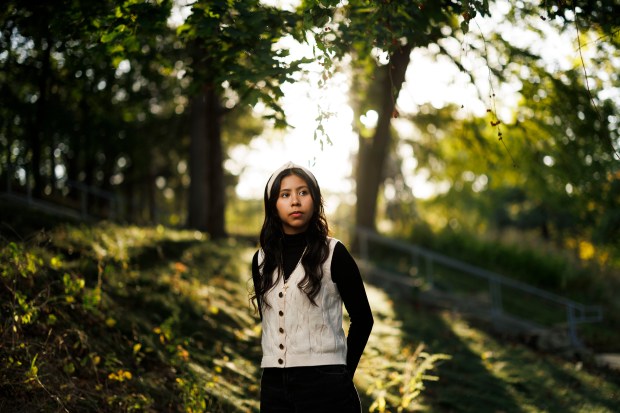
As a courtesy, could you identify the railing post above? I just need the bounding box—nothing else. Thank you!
[26,168,32,204]
[425,257,434,288]
[6,164,11,194]
[109,197,116,220]
[567,305,582,348]
[80,188,88,219]
[411,250,419,276]
[490,279,503,317]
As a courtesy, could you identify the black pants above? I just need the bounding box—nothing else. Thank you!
[260,365,361,413]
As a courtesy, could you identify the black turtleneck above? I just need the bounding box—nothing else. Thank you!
[251,233,374,377]
[281,232,307,281]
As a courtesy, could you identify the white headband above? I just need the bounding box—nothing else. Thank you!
[266,161,318,199]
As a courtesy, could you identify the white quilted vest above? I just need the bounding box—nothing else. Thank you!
[259,237,347,368]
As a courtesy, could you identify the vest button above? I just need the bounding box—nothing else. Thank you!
[278,311,284,316]
[278,292,283,298]
[279,344,284,350]
[278,358,283,365]
[279,327,284,334]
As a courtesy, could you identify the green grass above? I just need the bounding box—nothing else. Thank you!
[1,211,619,412]
[364,236,620,352]
[1,221,263,412]
[402,305,620,412]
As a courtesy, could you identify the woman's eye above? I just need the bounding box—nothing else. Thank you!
[299,190,308,196]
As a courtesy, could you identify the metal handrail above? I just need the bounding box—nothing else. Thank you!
[66,180,120,220]
[2,165,121,221]
[357,226,603,347]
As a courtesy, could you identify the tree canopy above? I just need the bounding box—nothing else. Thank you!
[1,0,618,250]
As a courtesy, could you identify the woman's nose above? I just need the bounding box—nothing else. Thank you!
[291,195,300,205]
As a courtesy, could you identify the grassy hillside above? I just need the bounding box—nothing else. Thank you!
[1,221,263,412]
[1,215,619,412]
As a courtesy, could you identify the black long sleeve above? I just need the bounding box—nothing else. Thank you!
[331,241,374,376]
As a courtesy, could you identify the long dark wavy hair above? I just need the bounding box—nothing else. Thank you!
[252,167,330,309]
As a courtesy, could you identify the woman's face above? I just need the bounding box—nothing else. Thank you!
[275,174,314,234]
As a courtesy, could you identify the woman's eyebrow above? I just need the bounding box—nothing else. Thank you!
[279,185,309,192]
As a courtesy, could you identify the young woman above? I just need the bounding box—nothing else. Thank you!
[251,161,374,412]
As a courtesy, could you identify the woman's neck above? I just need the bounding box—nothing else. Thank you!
[281,231,307,279]
[283,231,307,247]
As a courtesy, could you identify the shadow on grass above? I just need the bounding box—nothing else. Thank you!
[110,238,263,411]
[363,274,524,413]
[364,272,620,413]
[523,349,620,412]
[128,238,204,270]
[398,306,523,411]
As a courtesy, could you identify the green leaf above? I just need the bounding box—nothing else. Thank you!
[100,31,118,43]
[176,23,192,36]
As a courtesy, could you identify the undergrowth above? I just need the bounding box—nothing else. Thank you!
[3,217,616,412]
[0,223,261,412]
[0,221,449,412]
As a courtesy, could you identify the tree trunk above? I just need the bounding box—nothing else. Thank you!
[66,92,85,206]
[355,45,412,233]
[204,85,226,238]
[29,33,52,198]
[187,85,227,238]
[188,91,208,230]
